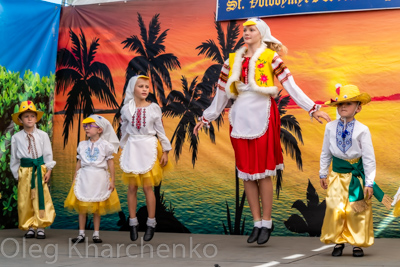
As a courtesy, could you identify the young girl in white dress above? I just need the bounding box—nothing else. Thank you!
[64,115,121,243]
[120,75,172,242]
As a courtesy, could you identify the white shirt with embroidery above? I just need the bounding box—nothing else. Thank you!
[319,119,376,187]
[74,138,115,202]
[10,128,56,180]
[119,101,172,174]
[202,52,318,139]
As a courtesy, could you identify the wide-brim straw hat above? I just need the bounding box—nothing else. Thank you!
[12,100,44,126]
[325,84,371,106]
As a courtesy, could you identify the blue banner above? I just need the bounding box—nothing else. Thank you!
[0,0,61,77]
[217,0,400,21]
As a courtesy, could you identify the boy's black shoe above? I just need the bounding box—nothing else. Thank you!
[130,225,139,241]
[24,230,35,238]
[143,226,155,241]
[332,244,345,257]
[353,247,364,257]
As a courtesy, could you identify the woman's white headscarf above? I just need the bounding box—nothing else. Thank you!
[243,17,281,45]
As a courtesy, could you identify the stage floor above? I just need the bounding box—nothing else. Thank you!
[0,229,399,266]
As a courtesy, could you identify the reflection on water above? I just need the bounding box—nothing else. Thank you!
[50,102,400,237]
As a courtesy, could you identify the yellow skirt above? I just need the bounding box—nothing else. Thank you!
[18,165,56,230]
[122,142,173,187]
[394,200,400,217]
[64,181,121,216]
[320,171,374,247]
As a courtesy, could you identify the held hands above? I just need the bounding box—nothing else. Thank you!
[159,151,169,167]
[364,186,373,200]
[44,170,52,183]
[193,121,204,136]
[320,178,328,190]
[312,110,331,124]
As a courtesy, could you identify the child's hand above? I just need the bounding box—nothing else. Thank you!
[312,110,331,124]
[320,178,328,189]
[159,151,169,167]
[44,170,52,183]
[364,186,373,200]
[193,121,204,136]
[109,181,115,191]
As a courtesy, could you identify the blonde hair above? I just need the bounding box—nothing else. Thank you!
[265,42,288,56]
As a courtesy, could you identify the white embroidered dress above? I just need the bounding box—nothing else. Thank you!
[74,138,115,202]
[119,101,172,174]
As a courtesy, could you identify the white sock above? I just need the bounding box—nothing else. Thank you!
[254,220,262,228]
[37,228,45,235]
[93,231,99,237]
[129,217,139,226]
[146,217,157,228]
[28,227,35,233]
[262,219,272,229]
[79,230,85,237]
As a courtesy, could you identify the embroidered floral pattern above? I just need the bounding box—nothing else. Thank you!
[131,107,147,130]
[336,120,355,153]
[85,146,100,162]
[256,59,268,85]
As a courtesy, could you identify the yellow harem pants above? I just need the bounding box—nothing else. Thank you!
[320,171,374,247]
[17,165,56,230]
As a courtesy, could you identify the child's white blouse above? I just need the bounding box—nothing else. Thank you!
[10,129,56,180]
[319,119,376,187]
[77,138,114,168]
[119,101,171,174]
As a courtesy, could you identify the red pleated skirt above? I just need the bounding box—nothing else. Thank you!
[230,97,284,180]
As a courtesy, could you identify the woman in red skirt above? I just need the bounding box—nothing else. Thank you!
[194,17,330,245]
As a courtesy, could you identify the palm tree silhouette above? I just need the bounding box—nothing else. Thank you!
[196,16,244,101]
[284,179,326,237]
[56,28,118,147]
[163,76,218,166]
[120,13,181,106]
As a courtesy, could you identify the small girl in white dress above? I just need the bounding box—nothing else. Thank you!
[120,75,172,242]
[64,115,121,243]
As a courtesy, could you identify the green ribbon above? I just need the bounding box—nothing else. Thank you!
[20,156,45,211]
[332,156,384,202]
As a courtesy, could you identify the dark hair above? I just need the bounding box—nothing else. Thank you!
[18,110,37,120]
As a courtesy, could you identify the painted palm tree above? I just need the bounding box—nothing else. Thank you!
[195,16,244,105]
[163,75,218,166]
[120,13,181,106]
[56,28,118,147]
[284,179,326,237]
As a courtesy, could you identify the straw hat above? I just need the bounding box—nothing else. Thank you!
[325,84,371,106]
[12,100,44,126]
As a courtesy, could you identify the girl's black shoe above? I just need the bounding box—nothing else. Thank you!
[247,227,260,243]
[130,225,139,241]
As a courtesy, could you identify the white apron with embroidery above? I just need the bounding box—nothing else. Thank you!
[229,82,271,139]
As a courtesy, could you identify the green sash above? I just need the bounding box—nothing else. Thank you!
[332,156,389,207]
[20,156,45,211]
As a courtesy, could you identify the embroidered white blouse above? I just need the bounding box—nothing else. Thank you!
[10,128,56,180]
[77,138,114,169]
[202,49,319,139]
[319,119,376,187]
[119,101,172,174]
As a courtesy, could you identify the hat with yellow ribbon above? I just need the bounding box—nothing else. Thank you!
[325,84,371,106]
[12,100,44,126]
